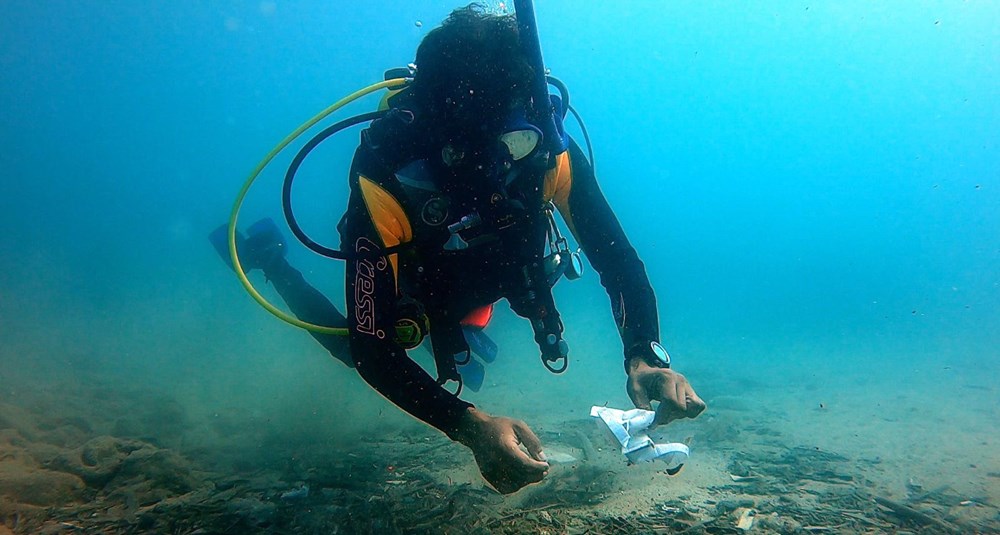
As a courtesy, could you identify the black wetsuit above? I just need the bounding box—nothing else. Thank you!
[341,115,659,437]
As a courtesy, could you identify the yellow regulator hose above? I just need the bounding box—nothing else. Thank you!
[227,78,407,335]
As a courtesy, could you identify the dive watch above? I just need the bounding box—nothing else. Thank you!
[625,341,671,372]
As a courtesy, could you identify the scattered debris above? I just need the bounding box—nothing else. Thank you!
[279,484,309,501]
[874,495,960,533]
[542,446,579,464]
[734,507,755,531]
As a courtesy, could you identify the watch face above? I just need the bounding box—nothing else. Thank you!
[650,342,670,366]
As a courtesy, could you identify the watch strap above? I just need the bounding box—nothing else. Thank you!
[624,341,671,372]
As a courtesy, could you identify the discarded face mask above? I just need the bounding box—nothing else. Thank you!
[590,406,689,474]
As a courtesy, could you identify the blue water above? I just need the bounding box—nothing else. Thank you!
[1,1,998,531]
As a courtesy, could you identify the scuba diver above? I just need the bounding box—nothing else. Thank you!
[216,2,706,494]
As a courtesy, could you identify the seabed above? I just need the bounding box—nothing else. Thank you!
[2,397,997,534]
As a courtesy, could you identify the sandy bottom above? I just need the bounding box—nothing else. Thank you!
[1,348,997,534]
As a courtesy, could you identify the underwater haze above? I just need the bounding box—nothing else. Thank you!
[1,1,998,533]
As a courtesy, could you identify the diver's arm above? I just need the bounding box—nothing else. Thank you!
[555,141,706,423]
[342,164,473,436]
[556,140,660,357]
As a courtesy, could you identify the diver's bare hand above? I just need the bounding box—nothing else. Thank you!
[452,408,549,494]
[626,360,707,427]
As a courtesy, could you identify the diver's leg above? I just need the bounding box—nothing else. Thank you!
[264,258,353,367]
[210,219,353,367]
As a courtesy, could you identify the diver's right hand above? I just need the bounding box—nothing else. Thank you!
[452,408,549,494]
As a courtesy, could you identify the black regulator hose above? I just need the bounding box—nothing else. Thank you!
[546,75,570,118]
[282,110,388,260]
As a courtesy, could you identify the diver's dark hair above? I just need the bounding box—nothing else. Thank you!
[410,3,534,141]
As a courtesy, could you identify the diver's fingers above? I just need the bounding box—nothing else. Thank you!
[513,421,549,465]
[684,386,707,416]
[490,467,543,494]
[628,381,653,410]
[673,380,689,412]
[502,459,547,493]
[504,430,548,471]
[654,402,681,427]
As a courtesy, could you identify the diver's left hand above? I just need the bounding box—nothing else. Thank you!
[626,360,707,427]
